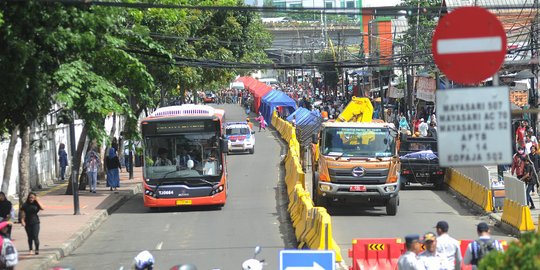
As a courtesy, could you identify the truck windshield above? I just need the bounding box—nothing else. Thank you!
[322,127,395,157]
[143,132,222,183]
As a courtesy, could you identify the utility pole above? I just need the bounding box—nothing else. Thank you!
[69,111,80,215]
[530,0,539,135]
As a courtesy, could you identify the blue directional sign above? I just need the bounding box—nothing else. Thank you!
[280,250,335,270]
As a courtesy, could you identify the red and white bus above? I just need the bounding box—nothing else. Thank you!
[140,104,228,209]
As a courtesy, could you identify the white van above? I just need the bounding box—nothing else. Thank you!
[259,78,279,85]
[230,82,245,90]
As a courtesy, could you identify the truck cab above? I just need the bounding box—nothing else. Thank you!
[311,122,400,215]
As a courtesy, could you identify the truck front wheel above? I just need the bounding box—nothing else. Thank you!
[386,196,398,216]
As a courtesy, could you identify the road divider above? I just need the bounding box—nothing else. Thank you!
[446,168,493,212]
[348,238,404,270]
[501,198,535,232]
[273,112,343,262]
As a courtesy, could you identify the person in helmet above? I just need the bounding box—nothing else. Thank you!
[133,250,154,270]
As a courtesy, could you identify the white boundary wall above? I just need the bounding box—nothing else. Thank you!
[0,111,123,197]
[504,175,527,205]
[453,166,491,188]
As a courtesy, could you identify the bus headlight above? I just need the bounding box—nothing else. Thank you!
[145,189,155,196]
[210,185,224,195]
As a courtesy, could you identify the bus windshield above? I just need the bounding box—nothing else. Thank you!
[143,132,222,183]
[322,127,396,158]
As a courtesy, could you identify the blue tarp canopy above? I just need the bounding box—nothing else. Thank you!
[286,107,321,126]
[260,90,297,126]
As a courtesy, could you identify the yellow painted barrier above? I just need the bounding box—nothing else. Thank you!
[276,114,343,262]
[304,207,344,262]
[446,169,493,212]
[501,198,535,232]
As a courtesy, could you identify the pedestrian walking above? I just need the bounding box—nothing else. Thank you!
[463,222,504,269]
[516,121,526,150]
[427,122,437,139]
[397,234,425,270]
[58,143,68,182]
[399,115,410,133]
[511,147,526,179]
[255,112,266,132]
[418,118,428,137]
[418,232,445,270]
[106,147,122,191]
[0,193,13,238]
[522,158,536,209]
[434,221,462,270]
[20,192,44,255]
[84,148,101,193]
[528,145,540,191]
[0,221,18,269]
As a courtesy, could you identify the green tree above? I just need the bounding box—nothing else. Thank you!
[317,50,340,93]
[0,1,79,203]
[397,0,441,69]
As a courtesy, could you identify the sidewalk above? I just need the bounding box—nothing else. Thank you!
[463,166,539,235]
[13,167,143,270]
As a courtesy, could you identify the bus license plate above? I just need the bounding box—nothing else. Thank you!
[350,185,366,192]
[176,200,192,205]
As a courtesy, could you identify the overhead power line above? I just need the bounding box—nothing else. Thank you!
[11,0,540,16]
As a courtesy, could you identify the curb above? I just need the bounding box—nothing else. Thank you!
[29,183,142,270]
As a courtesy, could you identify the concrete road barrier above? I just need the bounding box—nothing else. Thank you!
[273,113,344,262]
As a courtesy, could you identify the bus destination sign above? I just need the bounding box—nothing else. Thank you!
[156,121,207,133]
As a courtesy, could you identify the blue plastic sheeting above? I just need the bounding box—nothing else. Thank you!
[286,107,321,126]
[400,150,438,160]
[260,90,297,126]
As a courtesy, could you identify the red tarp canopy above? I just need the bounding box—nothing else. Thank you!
[237,77,272,113]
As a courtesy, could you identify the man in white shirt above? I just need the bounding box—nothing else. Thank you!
[397,234,426,270]
[435,221,462,270]
[419,232,446,270]
[419,118,429,137]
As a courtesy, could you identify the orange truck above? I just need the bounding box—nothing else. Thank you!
[310,97,401,215]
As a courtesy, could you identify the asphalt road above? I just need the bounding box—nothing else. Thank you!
[55,103,516,270]
[54,104,296,270]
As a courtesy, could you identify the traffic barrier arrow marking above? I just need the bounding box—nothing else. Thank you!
[368,244,385,251]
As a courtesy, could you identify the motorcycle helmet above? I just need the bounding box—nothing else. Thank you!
[133,250,154,270]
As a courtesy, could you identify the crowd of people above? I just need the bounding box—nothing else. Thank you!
[398,221,503,270]
[510,120,540,209]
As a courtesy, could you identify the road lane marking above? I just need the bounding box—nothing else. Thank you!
[437,36,502,54]
[156,241,163,250]
[164,223,170,232]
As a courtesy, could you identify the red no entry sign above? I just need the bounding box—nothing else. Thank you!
[432,7,507,85]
